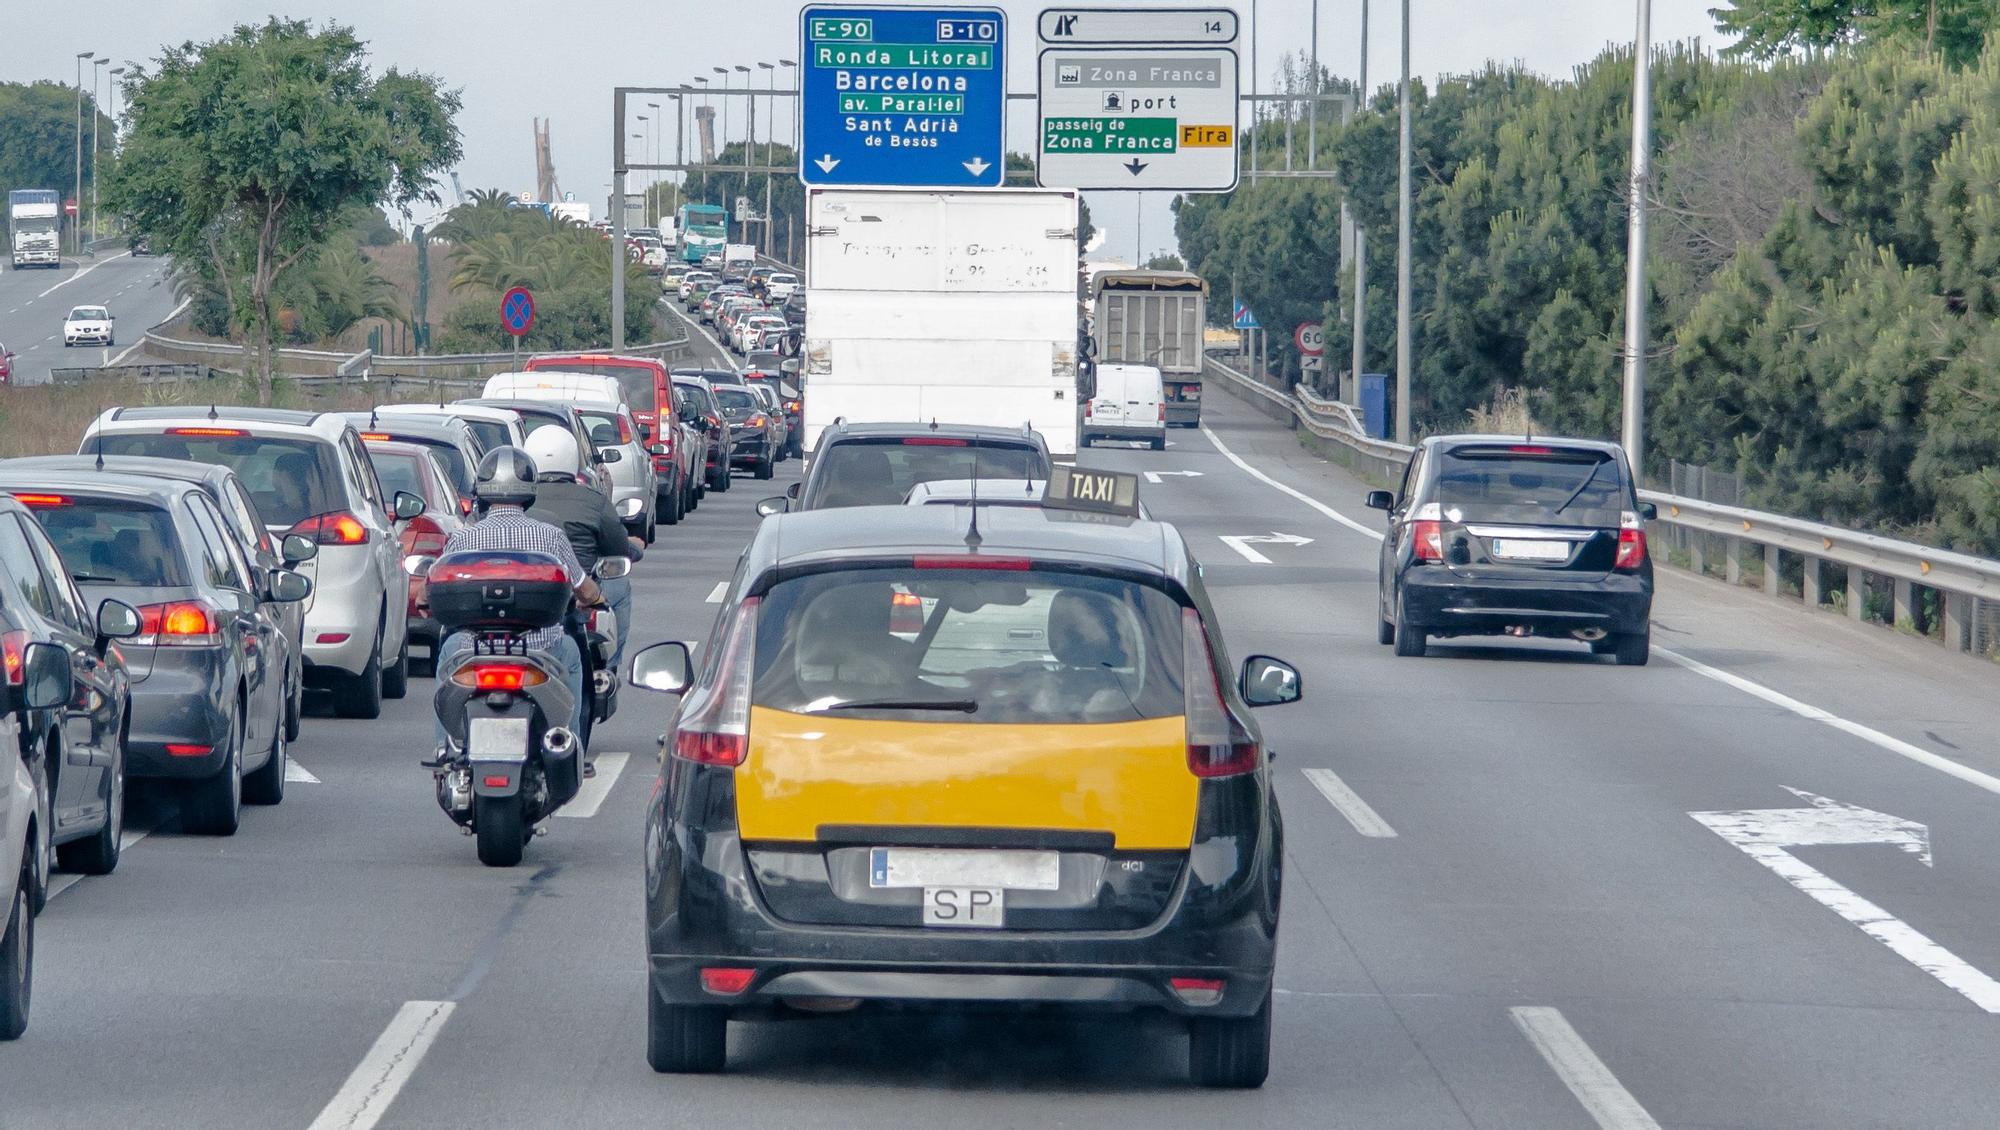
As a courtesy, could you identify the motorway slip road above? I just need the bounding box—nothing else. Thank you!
[3,390,1998,1128]
[0,254,179,385]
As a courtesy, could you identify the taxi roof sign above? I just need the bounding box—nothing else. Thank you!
[1043,465,1141,517]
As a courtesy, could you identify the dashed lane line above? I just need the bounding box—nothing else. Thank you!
[306,999,456,1130]
[1510,1006,1662,1130]
[287,760,322,784]
[558,752,629,819]
[35,250,130,299]
[705,581,727,603]
[46,828,152,901]
[1300,768,1398,838]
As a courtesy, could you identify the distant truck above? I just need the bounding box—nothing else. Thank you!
[8,190,62,269]
[802,187,1082,456]
[1088,269,1209,427]
[723,243,756,276]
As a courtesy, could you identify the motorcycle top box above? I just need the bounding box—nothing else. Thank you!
[428,551,572,630]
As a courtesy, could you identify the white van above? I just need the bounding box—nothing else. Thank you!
[1081,363,1166,450]
[482,371,626,408]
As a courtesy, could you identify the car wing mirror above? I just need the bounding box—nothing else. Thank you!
[402,554,438,577]
[1365,490,1394,511]
[96,598,141,643]
[629,641,693,695]
[267,570,313,603]
[595,556,632,580]
[1240,655,1302,707]
[393,490,426,521]
[280,533,319,565]
[755,497,787,518]
[785,482,802,501]
[1639,501,1658,521]
[19,641,74,711]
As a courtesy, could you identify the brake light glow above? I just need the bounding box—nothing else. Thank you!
[1183,608,1259,778]
[360,432,392,442]
[1158,402,1166,422]
[168,427,247,437]
[748,414,767,428]
[459,496,474,516]
[166,744,213,757]
[451,663,548,691]
[11,493,72,508]
[616,417,634,444]
[901,437,968,447]
[785,400,801,413]
[1615,514,1648,572]
[134,601,222,646]
[912,556,1033,571]
[1,629,25,686]
[671,597,758,768]
[1169,977,1227,1006]
[1410,519,1444,562]
[890,590,925,634]
[482,774,511,788]
[1510,445,1553,454]
[700,967,756,995]
[289,510,370,546]
[427,559,569,586]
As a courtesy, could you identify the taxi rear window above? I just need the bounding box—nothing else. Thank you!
[810,440,1049,509]
[751,567,1185,725]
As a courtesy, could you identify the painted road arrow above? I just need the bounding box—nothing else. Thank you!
[1692,788,2000,1012]
[963,156,992,177]
[815,154,841,174]
[1142,470,1203,483]
[1218,531,1313,565]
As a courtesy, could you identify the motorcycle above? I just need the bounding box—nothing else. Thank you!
[575,556,626,750]
[419,549,589,867]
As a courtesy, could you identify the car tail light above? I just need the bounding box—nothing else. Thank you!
[748,414,768,428]
[913,555,1033,571]
[1182,609,1259,778]
[890,590,924,634]
[482,774,512,788]
[134,601,222,646]
[360,432,392,442]
[166,744,213,757]
[671,596,757,768]
[1,629,26,687]
[1083,400,1094,418]
[1158,402,1166,422]
[290,510,370,546]
[1410,519,1444,562]
[1616,512,1648,571]
[11,493,71,508]
[402,514,448,557]
[316,632,351,645]
[458,496,475,516]
[785,400,801,413]
[615,417,634,444]
[451,663,548,691]
[168,427,247,437]
[700,967,755,995]
[1169,977,1227,1006]
[429,558,569,586]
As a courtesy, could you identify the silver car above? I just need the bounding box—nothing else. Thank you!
[574,403,660,540]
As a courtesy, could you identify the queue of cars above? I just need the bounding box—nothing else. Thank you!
[0,349,789,1041]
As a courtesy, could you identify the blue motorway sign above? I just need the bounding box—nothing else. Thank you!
[798,5,1007,187]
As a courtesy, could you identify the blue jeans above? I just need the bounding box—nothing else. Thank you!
[602,575,633,670]
[433,631,585,748]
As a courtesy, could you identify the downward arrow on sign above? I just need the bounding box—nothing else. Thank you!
[964,156,992,177]
[815,154,841,174]
[1124,158,1149,176]
[1693,788,2000,1012]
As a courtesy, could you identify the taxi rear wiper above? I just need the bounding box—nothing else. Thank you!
[817,698,978,714]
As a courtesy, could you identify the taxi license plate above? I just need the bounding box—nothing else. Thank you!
[923,887,1004,928]
[869,847,1060,891]
[1490,539,1570,562]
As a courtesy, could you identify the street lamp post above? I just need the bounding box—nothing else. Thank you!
[736,64,753,245]
[714,67,733,220]
[1349,0,1368,407]
[647,101,662,223]
[758,61,775,257]
[73,51,93,256]
[1394,0,1412,444]
[1621,0,1654,474]
[92,57,109,242]
[636,115,651,223]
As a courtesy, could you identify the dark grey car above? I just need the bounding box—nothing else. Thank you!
[9,474,311,834]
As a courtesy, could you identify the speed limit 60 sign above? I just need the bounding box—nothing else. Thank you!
[1294,321,1326,356]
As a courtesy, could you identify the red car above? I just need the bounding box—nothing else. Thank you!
[523,353,699,525]
[0,343,14,385]
[361,440,465,673]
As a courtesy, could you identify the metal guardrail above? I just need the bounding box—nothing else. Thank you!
[49,363,222,386]
[1204,355,2000,656]
[140,327,692,379]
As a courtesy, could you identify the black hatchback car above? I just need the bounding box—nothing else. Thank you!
[1368,436,1656,664]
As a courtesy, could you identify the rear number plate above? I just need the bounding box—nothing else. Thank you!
[467,717,530,761]
[923,887,1004,928]
[869,847,1061,891]
[1490,539,1570,562]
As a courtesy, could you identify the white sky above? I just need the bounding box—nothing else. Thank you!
[0,1,1729,262]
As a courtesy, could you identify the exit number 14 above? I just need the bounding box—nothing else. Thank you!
[937,18,997,41]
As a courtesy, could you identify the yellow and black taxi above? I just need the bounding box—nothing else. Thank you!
[629,468,1301,1087]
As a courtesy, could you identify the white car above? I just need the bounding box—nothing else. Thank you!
[62,305,114,348]
[765,273,800,302]
[376,402,528,454]
[481,371,656,533]
[83,407,419,720]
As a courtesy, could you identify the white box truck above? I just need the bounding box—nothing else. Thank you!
[8,190,62,269]
[802,188,1082,456]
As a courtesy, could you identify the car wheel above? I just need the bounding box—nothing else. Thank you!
[333,639,384,720]
[56,738,122,876]
[1613,626,1651,667]
[185,706,243,836]
[0,852,31,1041]
[284,662,303,743]
[754,449,775,480]
[713,468,732,493]
[243,712,286,806]
[648,983,727,1074]
[661,484,682,526]
[1188,987,1271,1088]
[1377,615,1395,646]
[1150,436,1167,451]
[381,635,409,700]
[644,505,658,545]
[1392,597,1427,658]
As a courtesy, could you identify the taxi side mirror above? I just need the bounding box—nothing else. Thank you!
[1240,655,1301,707]
[1364,490,1394,511]
[629,641,692,694]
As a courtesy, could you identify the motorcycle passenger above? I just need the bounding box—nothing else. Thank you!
[521,426,641,669]
[432,446,602,742]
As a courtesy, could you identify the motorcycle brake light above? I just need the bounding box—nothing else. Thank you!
[451,663,547,691]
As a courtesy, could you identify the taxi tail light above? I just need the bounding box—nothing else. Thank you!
[700,967,755,995]
[1615,526,1648,572]
[1169,977,1227,1006]
[1410,519,1444,563]
[1,629,26,686]
[672,596,757,768]
[1183,609,1259,779]
[289,510,370,546]
[134,601,223,647]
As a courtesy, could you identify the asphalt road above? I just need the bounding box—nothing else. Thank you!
[4,335,1999,1127]
[0,252,179,385]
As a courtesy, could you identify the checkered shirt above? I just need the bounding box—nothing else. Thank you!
[440,507,584,649]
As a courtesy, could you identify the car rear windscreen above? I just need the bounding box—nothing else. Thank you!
[367,450,436,508]
[397,438,471,493]
[811,441,1048,509]
[1438,445,1626,524]
[34,499,187,587]
[459,419,513,452]
[531,363,657,415]
[751,568,1185,725]
[96,433,337,529]
[714,387,760,413]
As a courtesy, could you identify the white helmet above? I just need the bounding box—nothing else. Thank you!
[522,425,581,479]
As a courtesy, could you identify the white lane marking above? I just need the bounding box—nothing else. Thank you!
[558,752,629,819]
[1692,788,2000,1013]
[1218,531,1313,564]
[1657,647,2000,800]
[307,1000,456,1130]
[46,828,153,901]
[35,251,130,299]
[1142,470,1203,483]
[1199,425,1385,542]
[1219,536,1271,564]
[1510,1006,1662,1130]
[287,760,321,784]
[705,581,727,603]
[106,340,144,366]
[1301,767,1398,838]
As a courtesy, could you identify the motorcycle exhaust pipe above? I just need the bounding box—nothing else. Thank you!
[1571,627,1609,642]
[543,727,578,759]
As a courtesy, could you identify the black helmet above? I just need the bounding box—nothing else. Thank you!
[474,446,539,507]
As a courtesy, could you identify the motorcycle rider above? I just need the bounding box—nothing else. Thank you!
[521,426,640,670]
[431,447,602,742]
